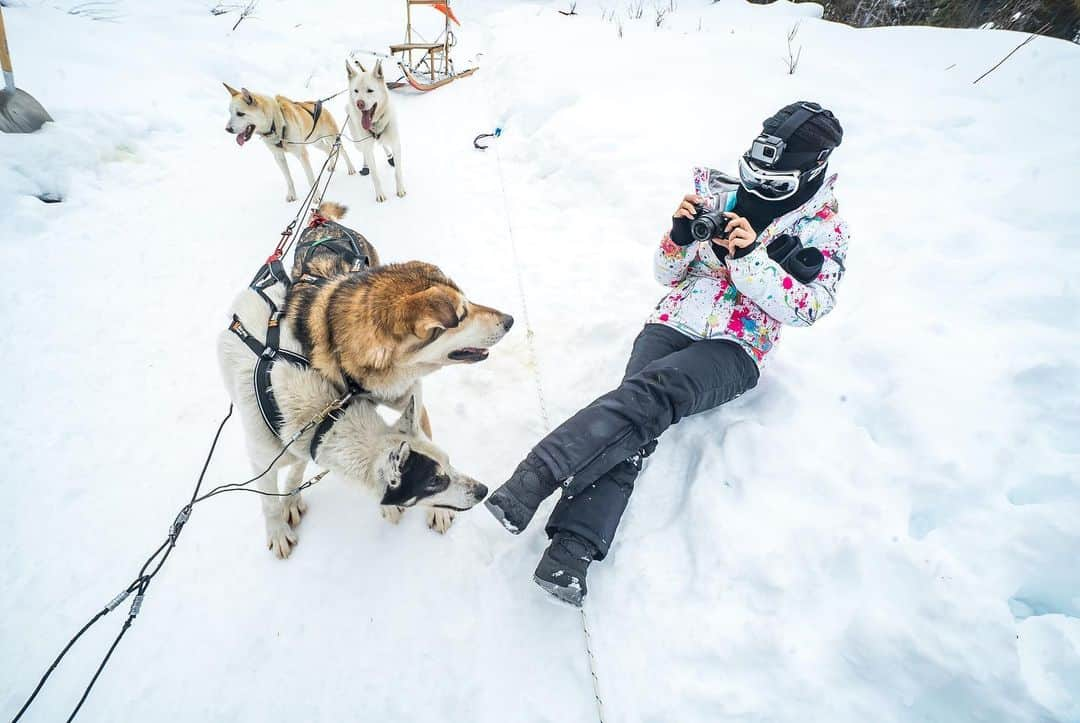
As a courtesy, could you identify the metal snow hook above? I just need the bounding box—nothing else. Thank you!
[473,127,502,150]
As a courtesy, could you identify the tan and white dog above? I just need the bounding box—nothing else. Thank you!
[224,83,358,203]
[345,60,406,203]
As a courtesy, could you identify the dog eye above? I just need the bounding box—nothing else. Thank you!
[367,89,374,93]
[353,89,358,93]
[236,111,245,117]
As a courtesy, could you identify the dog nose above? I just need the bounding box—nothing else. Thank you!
[226,125,234,133]
[501,314,514,331]
[474,483,489,500]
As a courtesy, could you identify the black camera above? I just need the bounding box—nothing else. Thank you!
[690,206,729,242]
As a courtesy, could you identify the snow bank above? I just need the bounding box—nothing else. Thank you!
[2,1,1078,721]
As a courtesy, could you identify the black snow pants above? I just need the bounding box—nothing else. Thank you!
[538,323,760,559]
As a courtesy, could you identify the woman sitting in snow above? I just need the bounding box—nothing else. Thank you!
[485,102,850,606]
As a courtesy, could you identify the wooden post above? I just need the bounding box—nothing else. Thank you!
[406,1,413,70]
[443,5,449,75]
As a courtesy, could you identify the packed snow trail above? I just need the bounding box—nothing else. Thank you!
[3,1,1080,721]
[481,81,608,720]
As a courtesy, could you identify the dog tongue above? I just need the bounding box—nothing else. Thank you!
[361,108,374,131]
[236,132,247,147]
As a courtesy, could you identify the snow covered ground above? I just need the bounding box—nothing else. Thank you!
[2,0,1079,720]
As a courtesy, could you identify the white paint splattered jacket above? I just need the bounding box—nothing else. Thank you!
[647,175,849,366]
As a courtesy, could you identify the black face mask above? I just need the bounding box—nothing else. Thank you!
[734,168,825,234]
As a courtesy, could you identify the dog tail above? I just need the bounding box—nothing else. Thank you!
[318,201,348,220]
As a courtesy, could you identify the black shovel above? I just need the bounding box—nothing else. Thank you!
[0,7,52,133]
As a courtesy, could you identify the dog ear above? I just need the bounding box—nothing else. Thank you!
[404,287,459,340]
[389,440,410,479]
[223,82,240,97]
[374,59,383,80]
[395,396,421,436]
[346,59,357,79]
[240,87,254,105]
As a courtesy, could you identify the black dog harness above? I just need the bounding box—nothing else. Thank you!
[302,100,323,142]
[293,217,371,273]
[228,254,367,462]
[261,100,325,149]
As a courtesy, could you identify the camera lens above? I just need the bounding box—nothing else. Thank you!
[690,217,714,241]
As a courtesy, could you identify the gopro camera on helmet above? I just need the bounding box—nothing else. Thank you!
[749,133,786,168]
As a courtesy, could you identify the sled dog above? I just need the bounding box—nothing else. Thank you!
[218,209,513,555]
[217,281,503,557]
[290,202,381,280]
[345,59,406,202]
[284,208,515,414]
[224,83,358,203]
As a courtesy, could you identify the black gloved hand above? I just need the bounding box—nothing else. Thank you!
[671,216,694,246]
[765,234,824,285]
[786,247,824,284]
[766,234,801,265]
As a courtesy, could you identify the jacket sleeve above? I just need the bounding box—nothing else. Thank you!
[725,215,850,327]
[653,231,697,287]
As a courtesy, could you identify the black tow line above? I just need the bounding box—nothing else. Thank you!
[473,126,502,150]
[11,401,335,722]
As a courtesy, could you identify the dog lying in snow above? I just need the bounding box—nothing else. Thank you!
[223,83,358,203]
[344,59,406,203]
[218,203,514,556]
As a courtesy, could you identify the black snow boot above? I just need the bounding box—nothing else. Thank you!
[484,452,560,534]
[533,532,596,607]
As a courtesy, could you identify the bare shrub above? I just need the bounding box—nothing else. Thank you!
[784,22,803,74]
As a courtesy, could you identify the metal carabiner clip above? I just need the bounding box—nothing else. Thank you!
[473,127,502,150]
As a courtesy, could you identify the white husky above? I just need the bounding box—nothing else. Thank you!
[345,59,406,203]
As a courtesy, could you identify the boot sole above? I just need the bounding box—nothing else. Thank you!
[533,574,584,608]
[484,493,529,534]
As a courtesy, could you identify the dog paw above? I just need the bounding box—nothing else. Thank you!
[381,505,405,524]
[426,509,455,534]
[284,495,307,527]
[396,188,407,198]
[267,522,298,559]
[375,193,387,203]
[286,193,297,203]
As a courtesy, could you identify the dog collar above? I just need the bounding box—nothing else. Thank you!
[261,118,286,148]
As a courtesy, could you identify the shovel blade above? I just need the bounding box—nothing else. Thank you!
[0,88,53,133]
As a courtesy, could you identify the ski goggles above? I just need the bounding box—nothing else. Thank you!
[738,154,823,201]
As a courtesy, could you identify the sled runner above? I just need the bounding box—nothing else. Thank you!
[386,0,476,92]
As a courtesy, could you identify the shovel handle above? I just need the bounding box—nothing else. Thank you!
[0,8,14,77]
[0,8,16,94]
